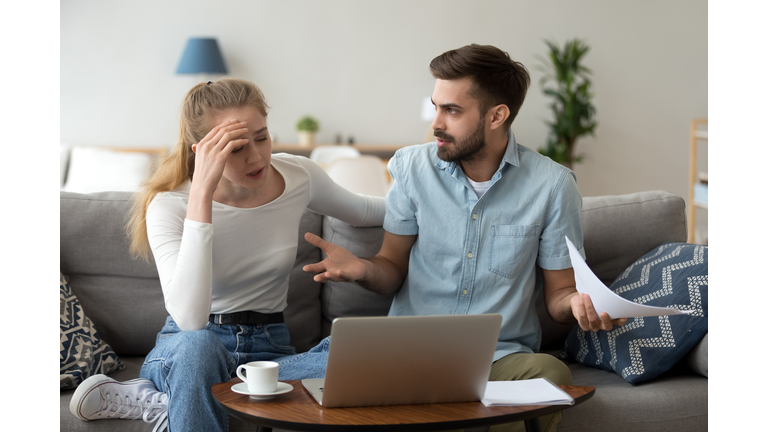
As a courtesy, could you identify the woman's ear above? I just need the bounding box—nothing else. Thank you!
[191,143,198,154]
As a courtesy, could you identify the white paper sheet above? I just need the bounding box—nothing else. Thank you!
[481,378,574,407]
[565,236,693,318]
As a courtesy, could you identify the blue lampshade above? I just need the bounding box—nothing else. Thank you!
[176,38,228,74]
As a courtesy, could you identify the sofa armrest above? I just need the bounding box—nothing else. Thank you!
[683,332,708,377]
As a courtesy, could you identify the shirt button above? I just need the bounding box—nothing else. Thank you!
[472,214,478,220]
[463,289,469,295]
[467,252,473,258]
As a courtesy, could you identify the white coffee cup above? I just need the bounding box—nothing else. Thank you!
[236,361,279,394]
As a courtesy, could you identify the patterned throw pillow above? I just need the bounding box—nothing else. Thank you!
[564,243,708,384]
[60,273,124,390]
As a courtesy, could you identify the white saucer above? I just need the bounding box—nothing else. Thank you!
[231,382,293,400]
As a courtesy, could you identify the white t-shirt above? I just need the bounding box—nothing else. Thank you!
[467,177,492,198]
[146,153,385,331]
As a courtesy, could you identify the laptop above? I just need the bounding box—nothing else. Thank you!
[302,314,502,408]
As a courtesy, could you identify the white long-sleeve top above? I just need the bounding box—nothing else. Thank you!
[146,153,385,331]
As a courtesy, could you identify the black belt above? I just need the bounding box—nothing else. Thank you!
[208,311,284,325]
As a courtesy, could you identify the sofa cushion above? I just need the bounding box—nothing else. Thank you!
[60,273,125,390]
[562,362,708,432]
[61,146,155,193]
[283,210,324,353]
[60,192,160,279]
[564,242,708,384]
[580,191,687,285]
[320,217,393,336]
[61,192,168,356]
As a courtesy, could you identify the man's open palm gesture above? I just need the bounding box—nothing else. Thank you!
[302,233,368,283]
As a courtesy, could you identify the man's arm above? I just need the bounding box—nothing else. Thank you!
[302,231,417,295]
[542,267,627,332]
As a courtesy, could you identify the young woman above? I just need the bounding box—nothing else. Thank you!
[69,79,384,432]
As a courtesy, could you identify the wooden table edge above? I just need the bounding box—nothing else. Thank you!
[213,380,595,432]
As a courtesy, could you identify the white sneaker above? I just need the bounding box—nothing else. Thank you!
[70,374,169,432]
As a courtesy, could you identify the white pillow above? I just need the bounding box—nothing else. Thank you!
[61,146,154,193]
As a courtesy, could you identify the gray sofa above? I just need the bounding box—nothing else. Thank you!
[60,190,707,432]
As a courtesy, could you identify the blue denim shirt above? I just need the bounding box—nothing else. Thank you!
[383,133,585,361]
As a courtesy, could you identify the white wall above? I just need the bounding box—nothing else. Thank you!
[61,0,707,201]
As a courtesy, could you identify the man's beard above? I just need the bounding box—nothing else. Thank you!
[434,118,487,163]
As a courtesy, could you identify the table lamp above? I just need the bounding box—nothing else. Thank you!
[176,37,228,75]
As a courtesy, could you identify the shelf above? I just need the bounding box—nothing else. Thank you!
[687,118,708,244]
[272,143,409,159]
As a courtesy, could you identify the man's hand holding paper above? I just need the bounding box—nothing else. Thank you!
[565,236,694,325]
[570,292,628,332]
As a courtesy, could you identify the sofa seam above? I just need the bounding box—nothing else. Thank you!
[581,196,683,213]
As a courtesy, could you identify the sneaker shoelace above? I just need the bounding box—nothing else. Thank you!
[142,393,169,432]
[98,390,168,432]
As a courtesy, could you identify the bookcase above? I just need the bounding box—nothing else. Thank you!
[687,119,708,243]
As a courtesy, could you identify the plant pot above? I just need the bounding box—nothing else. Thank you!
[298,131,315,147]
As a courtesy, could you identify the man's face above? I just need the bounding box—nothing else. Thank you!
[431,78,487,163]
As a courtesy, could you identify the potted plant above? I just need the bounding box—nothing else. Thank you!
[296,115,320,147]
[537,38,597,169]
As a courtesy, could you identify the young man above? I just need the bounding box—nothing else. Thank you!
[303,44,625,432]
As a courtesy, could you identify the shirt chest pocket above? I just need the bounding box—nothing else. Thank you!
[488,224,539,278]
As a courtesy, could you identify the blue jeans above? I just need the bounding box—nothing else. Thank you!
[140,317,330,432]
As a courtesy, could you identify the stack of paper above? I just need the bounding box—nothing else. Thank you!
[481,378,574,407]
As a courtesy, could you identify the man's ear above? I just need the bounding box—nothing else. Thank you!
[488,105,510,130]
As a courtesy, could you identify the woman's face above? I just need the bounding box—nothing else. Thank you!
[209,106,273,196]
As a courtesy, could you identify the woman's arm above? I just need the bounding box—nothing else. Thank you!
[301,157,386,226]
[147,197,214,331]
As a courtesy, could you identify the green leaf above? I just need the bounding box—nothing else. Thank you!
[296,116,319,132]
[537,38,598,167]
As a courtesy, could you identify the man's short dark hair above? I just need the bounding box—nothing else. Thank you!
[429,44,530,129]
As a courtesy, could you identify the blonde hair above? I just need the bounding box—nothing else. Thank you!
[127,78,270,261]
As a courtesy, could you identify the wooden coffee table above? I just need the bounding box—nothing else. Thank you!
[212,379,594,432]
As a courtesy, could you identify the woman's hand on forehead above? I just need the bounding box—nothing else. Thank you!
[190,119,249,189]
